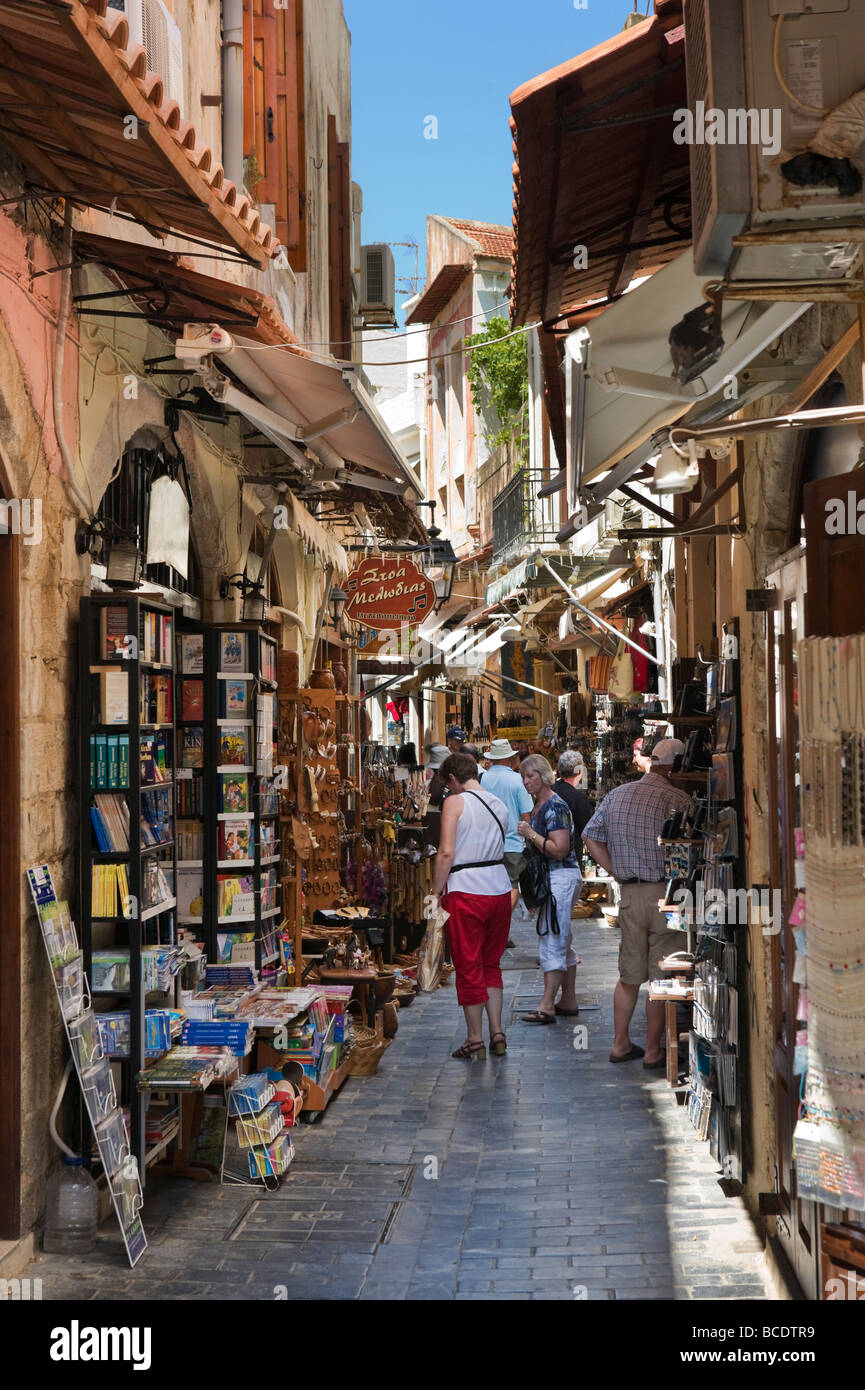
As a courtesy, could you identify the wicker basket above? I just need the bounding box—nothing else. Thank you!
[350,1024,377,1047]
[345,1038,388,1075]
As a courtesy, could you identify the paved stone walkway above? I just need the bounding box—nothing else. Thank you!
[24,912,772,1301]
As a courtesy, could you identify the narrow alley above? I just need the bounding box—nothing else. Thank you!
[25,916,772,1303]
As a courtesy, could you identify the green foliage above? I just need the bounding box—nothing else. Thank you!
[464,316,528,450]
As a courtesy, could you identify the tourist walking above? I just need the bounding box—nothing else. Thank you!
[429,752,512,1060]
[516,754,582,1023]
[481,738,533,911]
[553,750,593,844]
[582,739,693,1067]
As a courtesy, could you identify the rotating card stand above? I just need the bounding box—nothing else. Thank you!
[222,1076,293,1191]
[27,864,147,1266]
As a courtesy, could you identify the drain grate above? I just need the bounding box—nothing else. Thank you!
[225,1161,415,1248]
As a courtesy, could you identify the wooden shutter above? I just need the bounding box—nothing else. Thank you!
[242,0,305,256]
[328,112,351,358]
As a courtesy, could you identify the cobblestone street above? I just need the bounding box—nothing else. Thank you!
[25,914,773,1302]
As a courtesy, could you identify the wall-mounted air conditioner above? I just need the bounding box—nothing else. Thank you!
[360,244,396,327]
[108,0,184,108]
[685,0,865,284]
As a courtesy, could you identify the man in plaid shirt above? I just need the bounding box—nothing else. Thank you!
[582,739,693,1069]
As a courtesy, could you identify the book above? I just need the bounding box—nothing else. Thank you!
[94,668,128,724]
[140,673,173,724]
[180,633,204,675]
[219,724,249,767]
[100,605,129,660]
[95,735,107,790]
[182,727,204,769]
[219,820,252,862]
[118,734,129,789]
[220,631,246,672]
[217,875,255,918]
[94,793,130,851]
[181,679,204,722]
[176,868,204,920]
[715,697,737,754]
[107,735,119,789]
[220,774,249,812]
[220,680,247,717]
[259,637,277,684]
[141,732,169,783]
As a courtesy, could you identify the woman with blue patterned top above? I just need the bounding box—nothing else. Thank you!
[517,754,582,1023]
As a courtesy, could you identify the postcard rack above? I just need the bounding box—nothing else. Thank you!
[27,864,147,1267]
[222,1073,293,1191]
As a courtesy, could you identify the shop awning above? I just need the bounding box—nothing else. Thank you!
[287,495,348,578]
[509,0,688,329]
[0,0,277,267]
[176,325,426,518]
[405,265,472,326]
[543,251,812,523]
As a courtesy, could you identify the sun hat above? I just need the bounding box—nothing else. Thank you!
[650,737,686,766]
[484,738,518,761]
[446,725,466,742]
[425,744,449,770]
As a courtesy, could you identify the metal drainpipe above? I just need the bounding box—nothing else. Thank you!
[221,0,244,193]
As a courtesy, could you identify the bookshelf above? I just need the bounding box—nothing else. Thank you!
[201,625,281,974]
[79,594,179,1176]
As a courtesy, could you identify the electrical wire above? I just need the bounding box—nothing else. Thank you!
[291,298,511,350]
[773,14,830,117]
[235,319,534,369]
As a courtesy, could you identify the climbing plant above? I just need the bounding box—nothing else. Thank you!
[464,316,528,451]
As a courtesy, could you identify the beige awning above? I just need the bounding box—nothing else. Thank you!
[288,495,348,578]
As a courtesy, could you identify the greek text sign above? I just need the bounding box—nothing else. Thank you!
[344,557,435,630]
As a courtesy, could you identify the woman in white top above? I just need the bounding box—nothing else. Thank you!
[429,752,513,1060]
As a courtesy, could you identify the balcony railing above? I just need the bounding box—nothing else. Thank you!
[486,466,561,566]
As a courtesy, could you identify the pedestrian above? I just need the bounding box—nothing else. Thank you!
[516,754,582,1023]
[481,738,533,913]
[447,725,467,754]
[553,750,593,845]
[632,735,653,775]
[423,744,450,850]
[581,738,693,1068]
[463,743,483,778]
[429,752,513,1060]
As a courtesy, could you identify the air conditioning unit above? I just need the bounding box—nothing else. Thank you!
[360,244,396,327]
[108,0,184,108]
[685,0,865,284]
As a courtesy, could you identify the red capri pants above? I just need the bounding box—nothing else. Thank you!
[443,891,512,1006]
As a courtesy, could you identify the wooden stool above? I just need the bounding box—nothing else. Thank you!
[317,965,377,1028]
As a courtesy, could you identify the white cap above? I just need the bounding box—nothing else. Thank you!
[650,738,686,766]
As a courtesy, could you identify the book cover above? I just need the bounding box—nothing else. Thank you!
[181,679,204,721]
[100,605,129,660]
[220,631,246,673]
[176,868,204,920]
[100,669,128,724]
[220,774,249,812]
[107,735,119,789]
[219,724,249,766]
[181,633,205,675]
[220,680,247,717]
[118,734,129,789]
[95,735,107,790]
[219,820,252,861]
[182,727,204,769]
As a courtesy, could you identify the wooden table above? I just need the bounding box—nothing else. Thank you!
[648,986,694,1086]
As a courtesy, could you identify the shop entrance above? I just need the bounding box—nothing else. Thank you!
[0,475,21,1239]
[767,552,819,1299]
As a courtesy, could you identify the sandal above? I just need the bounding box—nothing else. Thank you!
[554,1005,580,1016]
[521,1010,556,1025]
[490,1032,507,1056]
[451,1040,486,1061]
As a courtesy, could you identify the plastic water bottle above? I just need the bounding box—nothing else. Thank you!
[43,1156,98,1254]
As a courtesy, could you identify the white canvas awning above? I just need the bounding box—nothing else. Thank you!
[559,251,812,516]
[176,326,425,503]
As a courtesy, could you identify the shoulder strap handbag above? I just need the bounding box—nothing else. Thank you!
[518,808,561,935]
[449,790,507,874]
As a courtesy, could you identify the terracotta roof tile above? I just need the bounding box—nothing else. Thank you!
[406,264,472,325]
[0,0,280,266]
[441,217,515,260]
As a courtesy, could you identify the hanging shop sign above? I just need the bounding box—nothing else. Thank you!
[345,557,435,630]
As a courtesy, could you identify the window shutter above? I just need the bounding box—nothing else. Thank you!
[242,0,306,256]
[328,113,351,358]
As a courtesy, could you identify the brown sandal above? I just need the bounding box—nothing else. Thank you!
[451,1040,486,1061]
[490,1032,507,1056]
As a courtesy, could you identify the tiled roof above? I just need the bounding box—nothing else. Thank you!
[509,0,687,326]
[441,218,515,260]
[0,0,279,267]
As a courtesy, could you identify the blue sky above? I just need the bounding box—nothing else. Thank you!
[344,0,640,312]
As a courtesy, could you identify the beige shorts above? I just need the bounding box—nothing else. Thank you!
[617,881,682,985]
